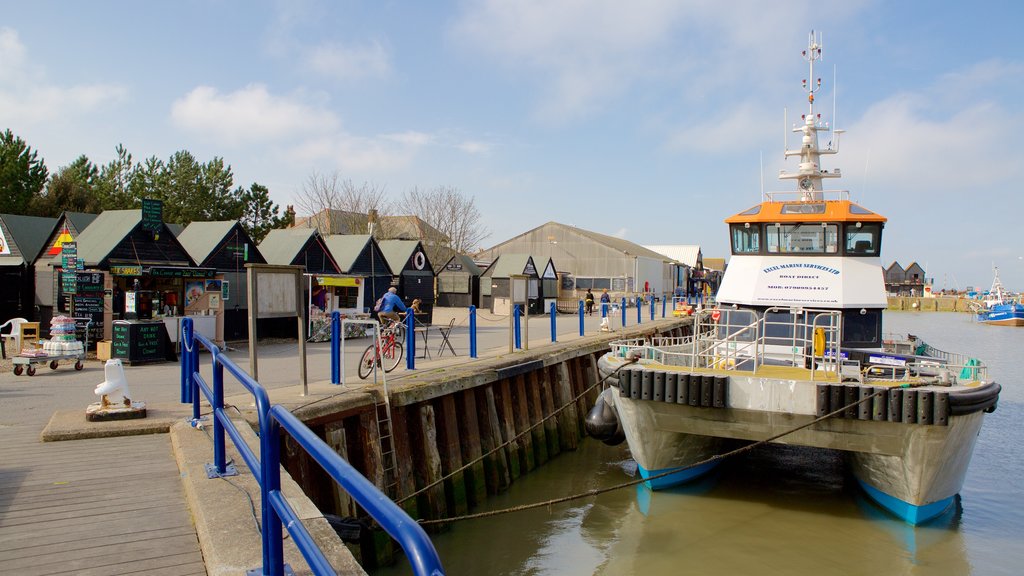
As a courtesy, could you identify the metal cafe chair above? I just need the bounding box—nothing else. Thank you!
[437,318,457,357]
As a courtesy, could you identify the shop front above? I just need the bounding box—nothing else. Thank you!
[307,274,368,340]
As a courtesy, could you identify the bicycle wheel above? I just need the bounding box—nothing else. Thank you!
[358,345,377,379]
[382,341,404,372]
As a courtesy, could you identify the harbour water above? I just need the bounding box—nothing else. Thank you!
[375,311,1023,575]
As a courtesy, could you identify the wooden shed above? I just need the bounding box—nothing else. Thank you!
[436,253,482,308]
[378,239,436,324]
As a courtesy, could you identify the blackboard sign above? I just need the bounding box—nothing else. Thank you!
[142,199,163,232]
[112,321,168,364]
[76,272,103,293]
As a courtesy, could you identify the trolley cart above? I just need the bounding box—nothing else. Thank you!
[11,318,92,377]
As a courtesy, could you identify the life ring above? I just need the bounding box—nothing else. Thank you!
[711,309,721,322]
[413,251,426,270]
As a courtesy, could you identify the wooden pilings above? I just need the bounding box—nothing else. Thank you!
[282,317,692,569]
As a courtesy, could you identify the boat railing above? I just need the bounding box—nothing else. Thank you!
[609,307,844,380]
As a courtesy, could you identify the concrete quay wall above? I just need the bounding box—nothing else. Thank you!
[887,296,979,313]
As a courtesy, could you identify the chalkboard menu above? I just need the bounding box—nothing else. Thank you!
[72,295,104,343]
[112,321,169,364]
[76,272,103,293]
[142,199,163,232]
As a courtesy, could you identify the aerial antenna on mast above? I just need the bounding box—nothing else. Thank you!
[760,151,765,202]
[831,64,838,149]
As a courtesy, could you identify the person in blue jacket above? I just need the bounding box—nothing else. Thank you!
[377,286,407,325]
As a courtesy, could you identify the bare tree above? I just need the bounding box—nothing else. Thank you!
[293,170,392,235]
[401,186,489,254]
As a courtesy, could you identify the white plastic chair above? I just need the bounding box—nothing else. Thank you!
[0,318,28,358]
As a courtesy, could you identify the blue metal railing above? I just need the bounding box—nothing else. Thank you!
[180,317,444,576]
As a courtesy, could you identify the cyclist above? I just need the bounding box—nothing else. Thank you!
[377,286,407,326]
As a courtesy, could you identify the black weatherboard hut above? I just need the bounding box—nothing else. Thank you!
[436,253,482,308]
[178,220,266,341]
[480,254,543,315]
[0,213,57,323]
[378,239,435,324]
[322,234,394,314]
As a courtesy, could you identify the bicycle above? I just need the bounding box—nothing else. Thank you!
[358,318,405,379]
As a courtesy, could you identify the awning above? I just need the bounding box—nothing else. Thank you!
[317,276,362,287]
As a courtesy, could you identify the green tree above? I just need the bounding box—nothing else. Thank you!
[95,144,137,209]
[32,155,101,216]
[0,129,48,215]
[238,183,291,243]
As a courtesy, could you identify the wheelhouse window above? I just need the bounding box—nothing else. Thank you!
[731,224,761,254]
[765,223,839,254]
[844,223,882,256]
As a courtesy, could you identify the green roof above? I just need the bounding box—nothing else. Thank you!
[0,213,58,265]
[377,239,421,273]
[322,234,373,273]
[178,221,238,264]
[73,210,142,266]
[483,253,538,278]
[440,253,482,275]
[64,212,99,236]
[259,227,318,265]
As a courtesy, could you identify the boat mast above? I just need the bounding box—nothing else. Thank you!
[780,30,842,201]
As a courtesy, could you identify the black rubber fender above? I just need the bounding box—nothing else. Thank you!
[585,387,625,446]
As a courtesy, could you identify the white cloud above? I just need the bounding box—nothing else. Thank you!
[285,131,426,174]
[458,140,491,155]
[304,40,391,80]
[383,131,433,147]
[449,1,870,123]
[170,84,339,145]
[0,27,127,126]
[612,227,628,239]
[840,64,1024,197]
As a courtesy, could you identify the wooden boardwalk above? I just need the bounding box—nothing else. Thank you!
[0,423,205,575]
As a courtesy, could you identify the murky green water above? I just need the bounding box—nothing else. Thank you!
[376,311,1023,575]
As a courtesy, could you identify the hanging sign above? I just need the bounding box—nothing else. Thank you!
[141,198,163,232]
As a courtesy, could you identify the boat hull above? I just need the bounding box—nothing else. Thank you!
[977,303,1024,326]
[608,365,988,525]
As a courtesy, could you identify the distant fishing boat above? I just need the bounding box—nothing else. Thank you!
[587,31,1001,525]
[976,268,1024,326]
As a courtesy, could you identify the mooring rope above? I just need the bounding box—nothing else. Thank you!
[415,380,926,526]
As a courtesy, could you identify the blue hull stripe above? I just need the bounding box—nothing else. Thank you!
[638,461,720,490]
[857,478,955,525]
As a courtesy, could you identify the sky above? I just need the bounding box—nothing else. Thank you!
[2,1,1023,291]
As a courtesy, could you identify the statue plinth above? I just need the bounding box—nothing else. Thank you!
[86,401,147,422]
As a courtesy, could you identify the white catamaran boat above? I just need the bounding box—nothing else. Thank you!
[588,32,1001,525]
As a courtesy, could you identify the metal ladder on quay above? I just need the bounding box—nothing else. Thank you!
[375,398,400,499]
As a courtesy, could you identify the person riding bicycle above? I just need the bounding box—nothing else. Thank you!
[377,286,407,326]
